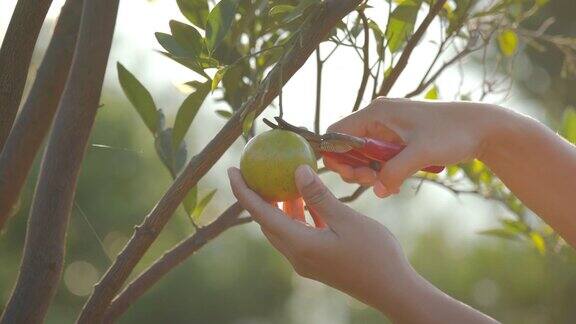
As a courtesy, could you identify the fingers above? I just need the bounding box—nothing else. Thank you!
[309,208,327,228]
[323,156,377,185]
[228,167,310,241]
[294,165,350,229]
[282,198,306,222]
[327,109,371,136]
[377,143,427,193]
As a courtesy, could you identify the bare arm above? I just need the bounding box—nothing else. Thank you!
[228,166,497,323]
[479,110,576,247]
[327,98,576,247]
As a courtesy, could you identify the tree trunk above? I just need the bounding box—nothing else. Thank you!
[0,0,53,151]
[0,0,83,230]
[0,0,119,322]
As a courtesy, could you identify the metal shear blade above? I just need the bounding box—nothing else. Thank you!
[263,117,358,154]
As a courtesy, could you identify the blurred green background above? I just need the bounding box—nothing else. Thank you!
[1,0,576,323]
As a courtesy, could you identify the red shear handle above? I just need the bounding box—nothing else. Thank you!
[361,138,444,173]
[323,138,444,174]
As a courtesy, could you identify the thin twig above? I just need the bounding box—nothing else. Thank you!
[339,186,369,203]
[377,0,447,97]
[78,2,363,322]
[352,10,370,112]
[315,47,322,134]
[1,0,119,323]
[405,47,474,98]
[0,0,83,229]
[0,0,54,150]
[103,203,248,322]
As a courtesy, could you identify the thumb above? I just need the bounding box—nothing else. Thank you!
[294,165,347,227]
[378,144,426,194]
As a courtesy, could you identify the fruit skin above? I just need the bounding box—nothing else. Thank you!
[240,129,317,202]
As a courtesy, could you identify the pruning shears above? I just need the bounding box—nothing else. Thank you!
[263,117,444,174]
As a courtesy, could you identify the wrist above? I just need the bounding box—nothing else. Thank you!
[372,263,429,319]
[475,105,536,163]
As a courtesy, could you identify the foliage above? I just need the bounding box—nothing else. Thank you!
[33,0,576,320]
[123,0,575,253]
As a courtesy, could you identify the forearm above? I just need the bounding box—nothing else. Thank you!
[479,108,576,247]
[377,266,497,324]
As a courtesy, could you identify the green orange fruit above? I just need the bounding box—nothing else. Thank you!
[240,129,317,202]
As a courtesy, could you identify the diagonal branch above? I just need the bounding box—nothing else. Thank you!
[0,0,119,322]
[405,46,476,98]
[0,0,54,151]
[78,1,362,322]
[376,0,447,97]
[314,47,322,134]
[352,10,370,112]
[0,0,83,230]
[103,203,248,322]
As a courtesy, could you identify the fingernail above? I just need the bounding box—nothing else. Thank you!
[373,181,389,198]
[295,165,315,187]
[227,167,235,178]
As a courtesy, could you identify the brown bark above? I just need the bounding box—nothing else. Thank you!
[0,0,53,151]
[103,203,248,322]
[0,0,119,322]
[377,0,447,97]
[78,1,362,322]
[0,0,83,231]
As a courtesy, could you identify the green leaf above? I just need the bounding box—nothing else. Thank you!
[211,66,228,91]
[183,186,198,215]
[477,228,520,241]
[385,0,423,53]
[157,51,209,78]
[117,63,158,134]
[561,107,576,144]
[176,0,209,29]
[191,189,217,222]
[269,4,294,16]
[424,85,439,99]
[368,19,385,58]
[535,0,549,6]
[242,111,256,137]
[155,126,188,177]
[501,219,528,234]
[170,20,204,59]
[156,32,190,58]
[530,232,546,255]
[206,0,239,53]
[446,165,459,177]
[216,109,233,119]
[173,81,211,149]
[497,29,519,57]
[282,0,319,23]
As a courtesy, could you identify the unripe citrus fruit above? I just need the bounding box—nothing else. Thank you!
[240,129,317,202]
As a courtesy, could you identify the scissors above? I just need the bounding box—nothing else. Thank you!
[263,116,444,174]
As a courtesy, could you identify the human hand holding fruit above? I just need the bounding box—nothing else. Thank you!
[240,129,325,227]
[229,165,496,323]
[231,119,498,323]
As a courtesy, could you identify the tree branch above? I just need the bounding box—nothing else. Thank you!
[405,46,474,98]
[0,0,54,151]
[78,1,362,322]
[376,0,447,97]
[0,0,83,230]
[0,0,119,322]
[352,10,369,112]
[314,47,322,134]
[339,185,369,203]
[103,203,248,322]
